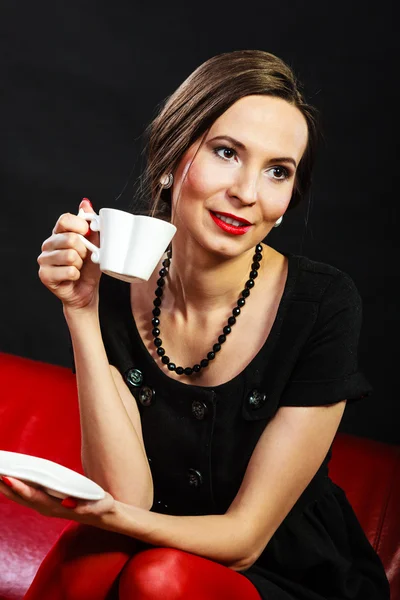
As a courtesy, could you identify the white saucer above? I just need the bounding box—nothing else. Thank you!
[0,451,106,500]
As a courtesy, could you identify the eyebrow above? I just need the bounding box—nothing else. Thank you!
[208,135,298,169]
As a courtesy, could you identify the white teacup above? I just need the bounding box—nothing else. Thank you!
[77,208,177,282]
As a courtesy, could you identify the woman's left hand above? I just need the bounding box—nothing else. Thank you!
[0,476,116,526]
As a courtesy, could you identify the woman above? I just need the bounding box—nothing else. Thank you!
[0,50,390,599]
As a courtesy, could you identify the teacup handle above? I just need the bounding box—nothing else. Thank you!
[77,209,101,264]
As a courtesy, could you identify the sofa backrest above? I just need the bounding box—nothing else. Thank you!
[0,352,82,600]
[329,431,400,596]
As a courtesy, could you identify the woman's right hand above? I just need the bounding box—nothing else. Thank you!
[37,198,101,312]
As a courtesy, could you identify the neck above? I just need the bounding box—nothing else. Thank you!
[160,236,266,317]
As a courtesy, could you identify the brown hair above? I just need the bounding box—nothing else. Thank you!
[142,49,319,219]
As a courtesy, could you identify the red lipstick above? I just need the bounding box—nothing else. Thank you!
[210,211,252,236]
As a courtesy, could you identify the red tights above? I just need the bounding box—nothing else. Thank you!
[23,522,261,600]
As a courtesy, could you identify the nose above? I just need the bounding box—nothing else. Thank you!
[227,166,258,206]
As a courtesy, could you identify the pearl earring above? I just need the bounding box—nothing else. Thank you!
[160,173,174,189]
[274,216,283,228]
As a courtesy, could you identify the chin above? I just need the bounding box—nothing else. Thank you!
[200,233,260,260]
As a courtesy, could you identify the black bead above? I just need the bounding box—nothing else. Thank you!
[152,243,262,374]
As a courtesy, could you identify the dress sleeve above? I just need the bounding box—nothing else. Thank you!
[279,270,372,406]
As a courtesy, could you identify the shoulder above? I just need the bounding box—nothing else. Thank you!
[291,254,361,309]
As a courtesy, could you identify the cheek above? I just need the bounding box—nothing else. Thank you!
[261,184,294,218]
[180,157,223,200]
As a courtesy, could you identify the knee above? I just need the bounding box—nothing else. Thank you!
[53,523,135,600]
[118,548,194,599]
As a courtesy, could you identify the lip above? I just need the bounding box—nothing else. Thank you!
[209,211,253,236]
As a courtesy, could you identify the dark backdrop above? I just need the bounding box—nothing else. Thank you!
[1,1,398,443]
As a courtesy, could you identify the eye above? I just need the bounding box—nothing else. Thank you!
[267,166,290,181]
[213,146,237,161]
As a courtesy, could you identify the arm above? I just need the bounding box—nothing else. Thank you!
[94,399,346,570]
[65,306,153,509]
[36,202,153,508]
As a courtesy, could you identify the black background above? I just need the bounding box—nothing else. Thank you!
[1,1,398,443]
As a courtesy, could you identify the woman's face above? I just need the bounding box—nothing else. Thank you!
[171,95,309,257]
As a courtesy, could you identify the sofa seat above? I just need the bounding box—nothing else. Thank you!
[0,352,399,599]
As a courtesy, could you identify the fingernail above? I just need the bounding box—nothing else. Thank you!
[84,224,91,238]
[61,497,78,509]
[80,197,93,208]
[1,477,13,488]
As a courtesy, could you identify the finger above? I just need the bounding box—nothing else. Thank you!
[0,477,72,517]
[53,212,91,236]
[38,248,84,271]
[0,477,49,506]
[0,479,30,508]
[79,197,95,215]
[40,231,91,257]
[38,264,81,287]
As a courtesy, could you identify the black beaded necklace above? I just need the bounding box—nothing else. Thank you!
[151,244,263,376]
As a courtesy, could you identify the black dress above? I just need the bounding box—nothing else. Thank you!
[93,252,390,600]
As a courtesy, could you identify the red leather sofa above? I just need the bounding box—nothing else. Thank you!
[0,351,399,600]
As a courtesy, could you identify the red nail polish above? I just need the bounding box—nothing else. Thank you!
[1,477,13,488]
[81,197,93,208]
[84,224,91,238]
[61,497,78,508]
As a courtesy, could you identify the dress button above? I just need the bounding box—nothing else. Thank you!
[139,385,155,407]
[187,468,203,488]
[191,400,208,420]
[125,368,144,387]
[247,389,268,410]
